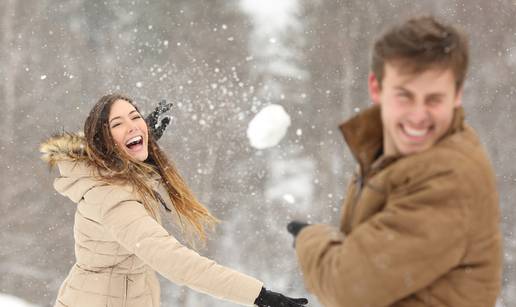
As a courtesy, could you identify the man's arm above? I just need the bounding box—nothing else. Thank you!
[295,169,469,307]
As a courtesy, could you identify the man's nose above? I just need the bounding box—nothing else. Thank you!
[408,103,430,126]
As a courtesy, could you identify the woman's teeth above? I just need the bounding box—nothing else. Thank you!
[125,136,143,146]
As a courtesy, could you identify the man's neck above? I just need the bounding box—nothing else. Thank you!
[382,133,398,157]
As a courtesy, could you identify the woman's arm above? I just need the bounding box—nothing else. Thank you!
[97,186,262,306]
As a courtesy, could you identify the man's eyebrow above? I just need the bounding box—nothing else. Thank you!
[109,110,138,124]
[427,92,446,98]
[394,86,410,92]
[394,86,414,96]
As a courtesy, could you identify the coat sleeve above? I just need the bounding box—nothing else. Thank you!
[97,186,263,306]
[295,169,470,307]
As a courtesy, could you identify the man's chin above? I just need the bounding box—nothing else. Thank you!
[399,143,433,156]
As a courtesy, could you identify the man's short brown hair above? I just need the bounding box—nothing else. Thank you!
[371,16,469,90]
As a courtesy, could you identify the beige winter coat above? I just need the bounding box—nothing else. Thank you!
[40,133,263,307]
[295,106,502,306]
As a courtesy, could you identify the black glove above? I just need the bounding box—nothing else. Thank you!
[287,221,310,238]
[145,99,173,140]
[254,287,308,307]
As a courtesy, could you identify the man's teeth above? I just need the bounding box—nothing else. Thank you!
[125,136,142,145]
[404,126,428,137]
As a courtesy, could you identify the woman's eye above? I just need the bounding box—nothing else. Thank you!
[132,116,141,120]
[111,123,120,128]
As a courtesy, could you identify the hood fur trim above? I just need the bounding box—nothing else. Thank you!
[40,132,88,166]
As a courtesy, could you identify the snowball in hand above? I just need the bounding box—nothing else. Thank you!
[247,104,291,149]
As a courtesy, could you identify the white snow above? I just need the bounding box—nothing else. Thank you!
[266,157,314,210]
[247,104,291,149]
[240,0,308,82]
[240,0,301,34]
[282,193,296,204]
[0,293,39,307]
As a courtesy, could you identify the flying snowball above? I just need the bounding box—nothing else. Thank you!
[283,194,296,204]
[247,104,291,149]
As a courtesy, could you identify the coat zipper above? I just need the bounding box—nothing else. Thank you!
[346,156,396,230]
[347,173,364,229]
[123,275,128,307]
[350,175,364,218]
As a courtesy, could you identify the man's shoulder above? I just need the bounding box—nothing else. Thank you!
[387,125,495,190]
[433,124,493,175]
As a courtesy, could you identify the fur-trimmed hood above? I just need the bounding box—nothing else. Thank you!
[40,132,88,167]
[39,132,158,204]
[40,132,104,203]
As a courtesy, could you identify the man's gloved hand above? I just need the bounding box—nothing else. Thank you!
[145,99,173,140]
[287,221,310,238]
[254,287,308,307]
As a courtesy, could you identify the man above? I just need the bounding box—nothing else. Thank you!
[287,16,502,307]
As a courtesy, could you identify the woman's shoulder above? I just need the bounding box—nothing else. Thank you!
[84,183,140,206]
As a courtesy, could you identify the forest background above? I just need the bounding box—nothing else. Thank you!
[1,1,515,306]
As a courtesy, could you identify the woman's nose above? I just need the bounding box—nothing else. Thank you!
[126,121,138,133]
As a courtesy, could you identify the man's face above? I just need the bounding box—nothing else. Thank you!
[369,62,462,156]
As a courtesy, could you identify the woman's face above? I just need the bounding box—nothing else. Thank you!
[108,99,149,161]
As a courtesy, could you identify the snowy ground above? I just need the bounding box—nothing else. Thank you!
[0,293,40,307]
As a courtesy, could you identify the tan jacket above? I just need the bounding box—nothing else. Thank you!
[40,133,262,307]
[295,106,502,307]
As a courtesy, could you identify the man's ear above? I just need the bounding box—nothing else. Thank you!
[368,73,381,105]
[454,87,463,107]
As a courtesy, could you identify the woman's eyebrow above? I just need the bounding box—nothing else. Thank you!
[109,116,121,124]
[109,110,138,123]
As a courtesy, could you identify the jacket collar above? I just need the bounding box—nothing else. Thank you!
[339,104,465,176]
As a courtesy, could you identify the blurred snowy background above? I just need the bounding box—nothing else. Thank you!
[1,0,515,306]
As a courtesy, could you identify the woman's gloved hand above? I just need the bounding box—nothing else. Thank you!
[146,99,173,140]
[254,287,308,307]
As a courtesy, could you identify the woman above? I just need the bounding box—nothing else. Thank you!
[40,94,308,307]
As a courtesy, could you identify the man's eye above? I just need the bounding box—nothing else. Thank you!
[427,98,442,106]
[397,94,410,102]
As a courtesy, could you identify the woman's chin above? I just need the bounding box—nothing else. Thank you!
[135,152,149,162]
[125,149,148,162]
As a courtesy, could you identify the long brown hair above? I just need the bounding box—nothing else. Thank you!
[84,93,218,243]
